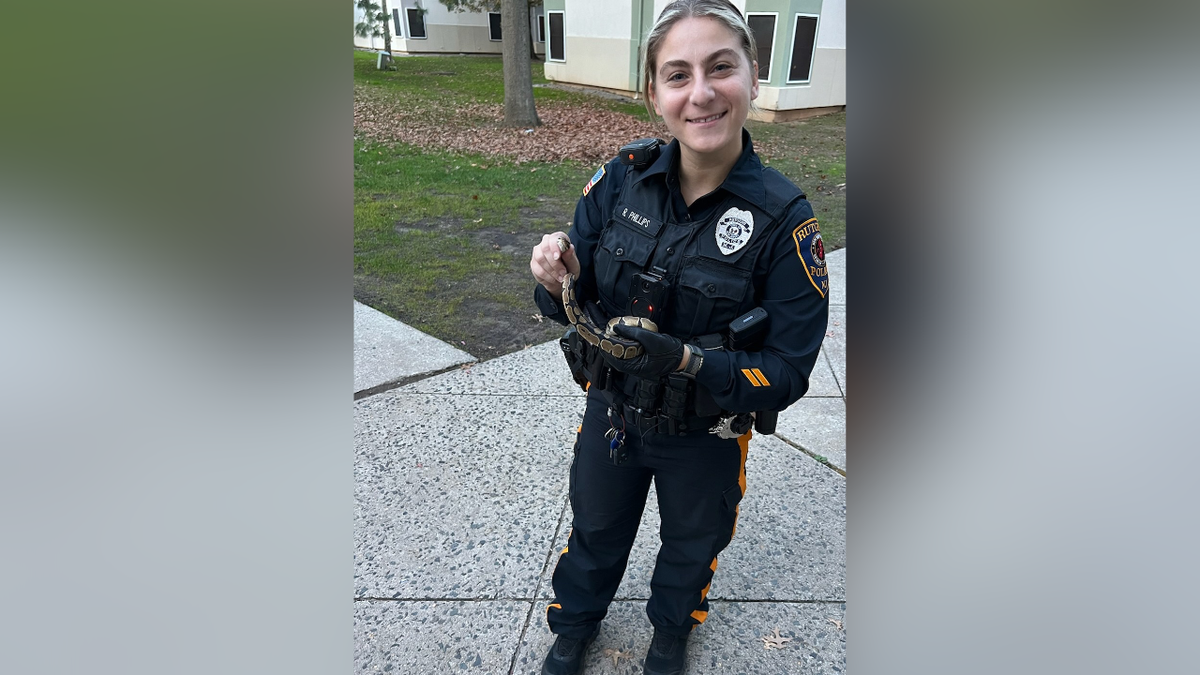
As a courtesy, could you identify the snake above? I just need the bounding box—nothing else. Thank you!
[556,235,658,359]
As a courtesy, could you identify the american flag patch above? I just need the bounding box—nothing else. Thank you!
[582,165,605,196]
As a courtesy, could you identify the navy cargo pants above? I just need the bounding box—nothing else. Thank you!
[546,392,749,639]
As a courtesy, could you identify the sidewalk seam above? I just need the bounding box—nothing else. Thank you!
[353,596,846,604]
[771,434,846,478]
[505,492,571,675]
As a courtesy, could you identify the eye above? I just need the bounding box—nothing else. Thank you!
[713,63,733,74]
[666,72,687,82]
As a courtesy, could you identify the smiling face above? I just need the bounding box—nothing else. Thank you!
[649,16,759,163]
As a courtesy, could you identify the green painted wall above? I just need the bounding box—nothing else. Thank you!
[745,0,822,87]
[629,0,660,94]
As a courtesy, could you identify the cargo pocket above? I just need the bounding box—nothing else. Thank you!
[594,223,657,313]
[721,483,745,542]
[568,438,580,514]
[672,257,751,338]
[722,483,744,514]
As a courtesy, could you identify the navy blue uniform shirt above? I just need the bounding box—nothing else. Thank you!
[536,131,830,414]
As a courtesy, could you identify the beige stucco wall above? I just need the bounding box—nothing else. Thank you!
[395,24,501,54]
[544,36,635,92]
[756,47,844,111]
[355,4,546,56]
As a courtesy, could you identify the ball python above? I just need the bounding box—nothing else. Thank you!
[557,235,658,359]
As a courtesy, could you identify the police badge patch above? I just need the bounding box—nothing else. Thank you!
[715,207,754,255]
[792,217,828,297]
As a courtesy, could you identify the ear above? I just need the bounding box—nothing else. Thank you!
[649,81,662,116]
[750,61,760,100]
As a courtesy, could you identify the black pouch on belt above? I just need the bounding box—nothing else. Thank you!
[558,327,589,392]
[632,377,661,414]
[661,374,691,418]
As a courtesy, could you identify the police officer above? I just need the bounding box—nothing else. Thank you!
[528,2,829,673]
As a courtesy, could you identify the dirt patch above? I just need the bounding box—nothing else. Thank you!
[453,293,566,357]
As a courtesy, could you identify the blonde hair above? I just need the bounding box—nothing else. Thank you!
[640,0,760,120]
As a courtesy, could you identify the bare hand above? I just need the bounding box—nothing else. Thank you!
[530,231,581,295]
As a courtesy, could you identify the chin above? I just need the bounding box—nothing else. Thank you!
[679,129,739,156]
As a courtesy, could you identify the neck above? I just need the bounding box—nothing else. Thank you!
[677,135,744,206]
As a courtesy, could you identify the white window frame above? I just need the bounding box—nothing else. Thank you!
[786,13,820,84]
[404,7,427,40]
[391,8,402,37]
[546,10,565,62]
[746,12,778,84]
[487,12,502,41]
[536,13,546,43]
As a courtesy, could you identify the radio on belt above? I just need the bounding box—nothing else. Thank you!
[727,307,768,351]
[618,138,663,167]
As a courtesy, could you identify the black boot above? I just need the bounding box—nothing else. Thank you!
[643,628,688,675]
[541,624,600,675]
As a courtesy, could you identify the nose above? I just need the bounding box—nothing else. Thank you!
[689,73,715,107]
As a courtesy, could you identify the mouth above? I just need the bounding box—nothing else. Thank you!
[687,111,727,124]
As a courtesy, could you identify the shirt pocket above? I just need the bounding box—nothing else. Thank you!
[594,222,658,314]
[671,256,752,339]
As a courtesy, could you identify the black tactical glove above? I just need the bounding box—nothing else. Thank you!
[601,324,685,380]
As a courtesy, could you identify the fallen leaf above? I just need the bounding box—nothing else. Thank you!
[827,618,843,631]
[473,218,483,223]
[762,627,792,650]
[603,648,630,667]
[826,330,835,337]
[472,195,479,200]
[492,244,500,249]
[531,314,544,323]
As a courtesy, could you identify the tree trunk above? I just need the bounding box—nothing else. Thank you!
[380,0,393,55]
[501,0,540,127]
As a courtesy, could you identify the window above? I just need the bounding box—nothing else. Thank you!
[392,9,402,37]
[406,8,427,39]
[488,12,502,41]
[537,14,545,43]
[788,15,819,83]
[547,11,564,61]
[746,13,777,82]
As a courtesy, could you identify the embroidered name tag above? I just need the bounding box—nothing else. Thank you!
[616,203,662,236]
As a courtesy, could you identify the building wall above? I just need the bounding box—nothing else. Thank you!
[543,0,842,114]
[354,2,546,56]
[747,0,844,111]
[543,0,637,93]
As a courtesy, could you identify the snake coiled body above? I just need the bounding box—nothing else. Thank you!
[561,273,657,359]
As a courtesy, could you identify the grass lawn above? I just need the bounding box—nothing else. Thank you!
[354,50,845,360]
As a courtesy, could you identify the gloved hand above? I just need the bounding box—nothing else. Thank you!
[601,324,685,380]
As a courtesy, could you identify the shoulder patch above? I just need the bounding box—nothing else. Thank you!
[791,217,828,298]
[582,165,606,197]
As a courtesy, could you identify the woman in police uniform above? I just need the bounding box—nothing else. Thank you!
[529,2,829,673]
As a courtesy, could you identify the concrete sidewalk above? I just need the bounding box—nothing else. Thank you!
[354,249,846,674]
